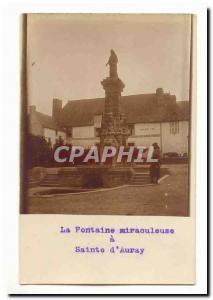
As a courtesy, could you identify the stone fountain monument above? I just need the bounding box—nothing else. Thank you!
[58,50,133,188]
[97,50,133,186]
[100,49,130,149]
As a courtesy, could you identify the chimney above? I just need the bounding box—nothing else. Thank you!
[156,88,164,96]
[52,98,62,120]
[29,105,36,114]
[155,88,164,105]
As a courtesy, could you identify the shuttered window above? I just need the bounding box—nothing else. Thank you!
[170,121,179,134]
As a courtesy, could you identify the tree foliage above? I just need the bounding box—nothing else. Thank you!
[26,134,52,168]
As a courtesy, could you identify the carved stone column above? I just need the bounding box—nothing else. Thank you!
[100,51,130,150]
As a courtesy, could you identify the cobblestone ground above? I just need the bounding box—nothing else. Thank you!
[27,164,189,216]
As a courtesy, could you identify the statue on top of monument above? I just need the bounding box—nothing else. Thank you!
[106,49,118,78]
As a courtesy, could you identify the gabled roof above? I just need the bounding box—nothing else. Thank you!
[58,93,190,127]
[58,98,104,127]
[35,111,65,131]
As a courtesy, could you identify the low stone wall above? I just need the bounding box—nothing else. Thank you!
[58,167,83,187]
[101,167,134,188]
[58,166,134,188]
[29,167,47,182]
[30,165,169,188]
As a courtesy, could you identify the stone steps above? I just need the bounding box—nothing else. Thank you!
[130,172,151,185]
[40,174,60,187]
[28,175,40,187]
[31,171,153,187]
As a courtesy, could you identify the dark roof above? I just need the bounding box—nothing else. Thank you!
[35,111,65,131]
[176,101,190,120]
[58,93,190,127]
[58,98,104,127]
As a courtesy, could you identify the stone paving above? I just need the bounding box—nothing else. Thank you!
[27,164,189,216]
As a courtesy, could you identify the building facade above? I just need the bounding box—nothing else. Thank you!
[28,104,66,146]
[29,88,190,155]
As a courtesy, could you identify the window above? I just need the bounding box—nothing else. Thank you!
[170,121,179,134]
[58,135,64,145]
[66,127,72,138]
[128,124,135,136]
[95,128,101,137]
[47,137,52,147]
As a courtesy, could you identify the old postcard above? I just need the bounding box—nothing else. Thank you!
[19,13,196,285]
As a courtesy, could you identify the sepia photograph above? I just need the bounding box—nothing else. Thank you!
[21,13,192,216]
[1,1,208,290]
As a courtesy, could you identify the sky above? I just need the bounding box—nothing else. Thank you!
[27,14,191,115]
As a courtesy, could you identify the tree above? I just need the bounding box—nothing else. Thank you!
[26,134,53,168]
